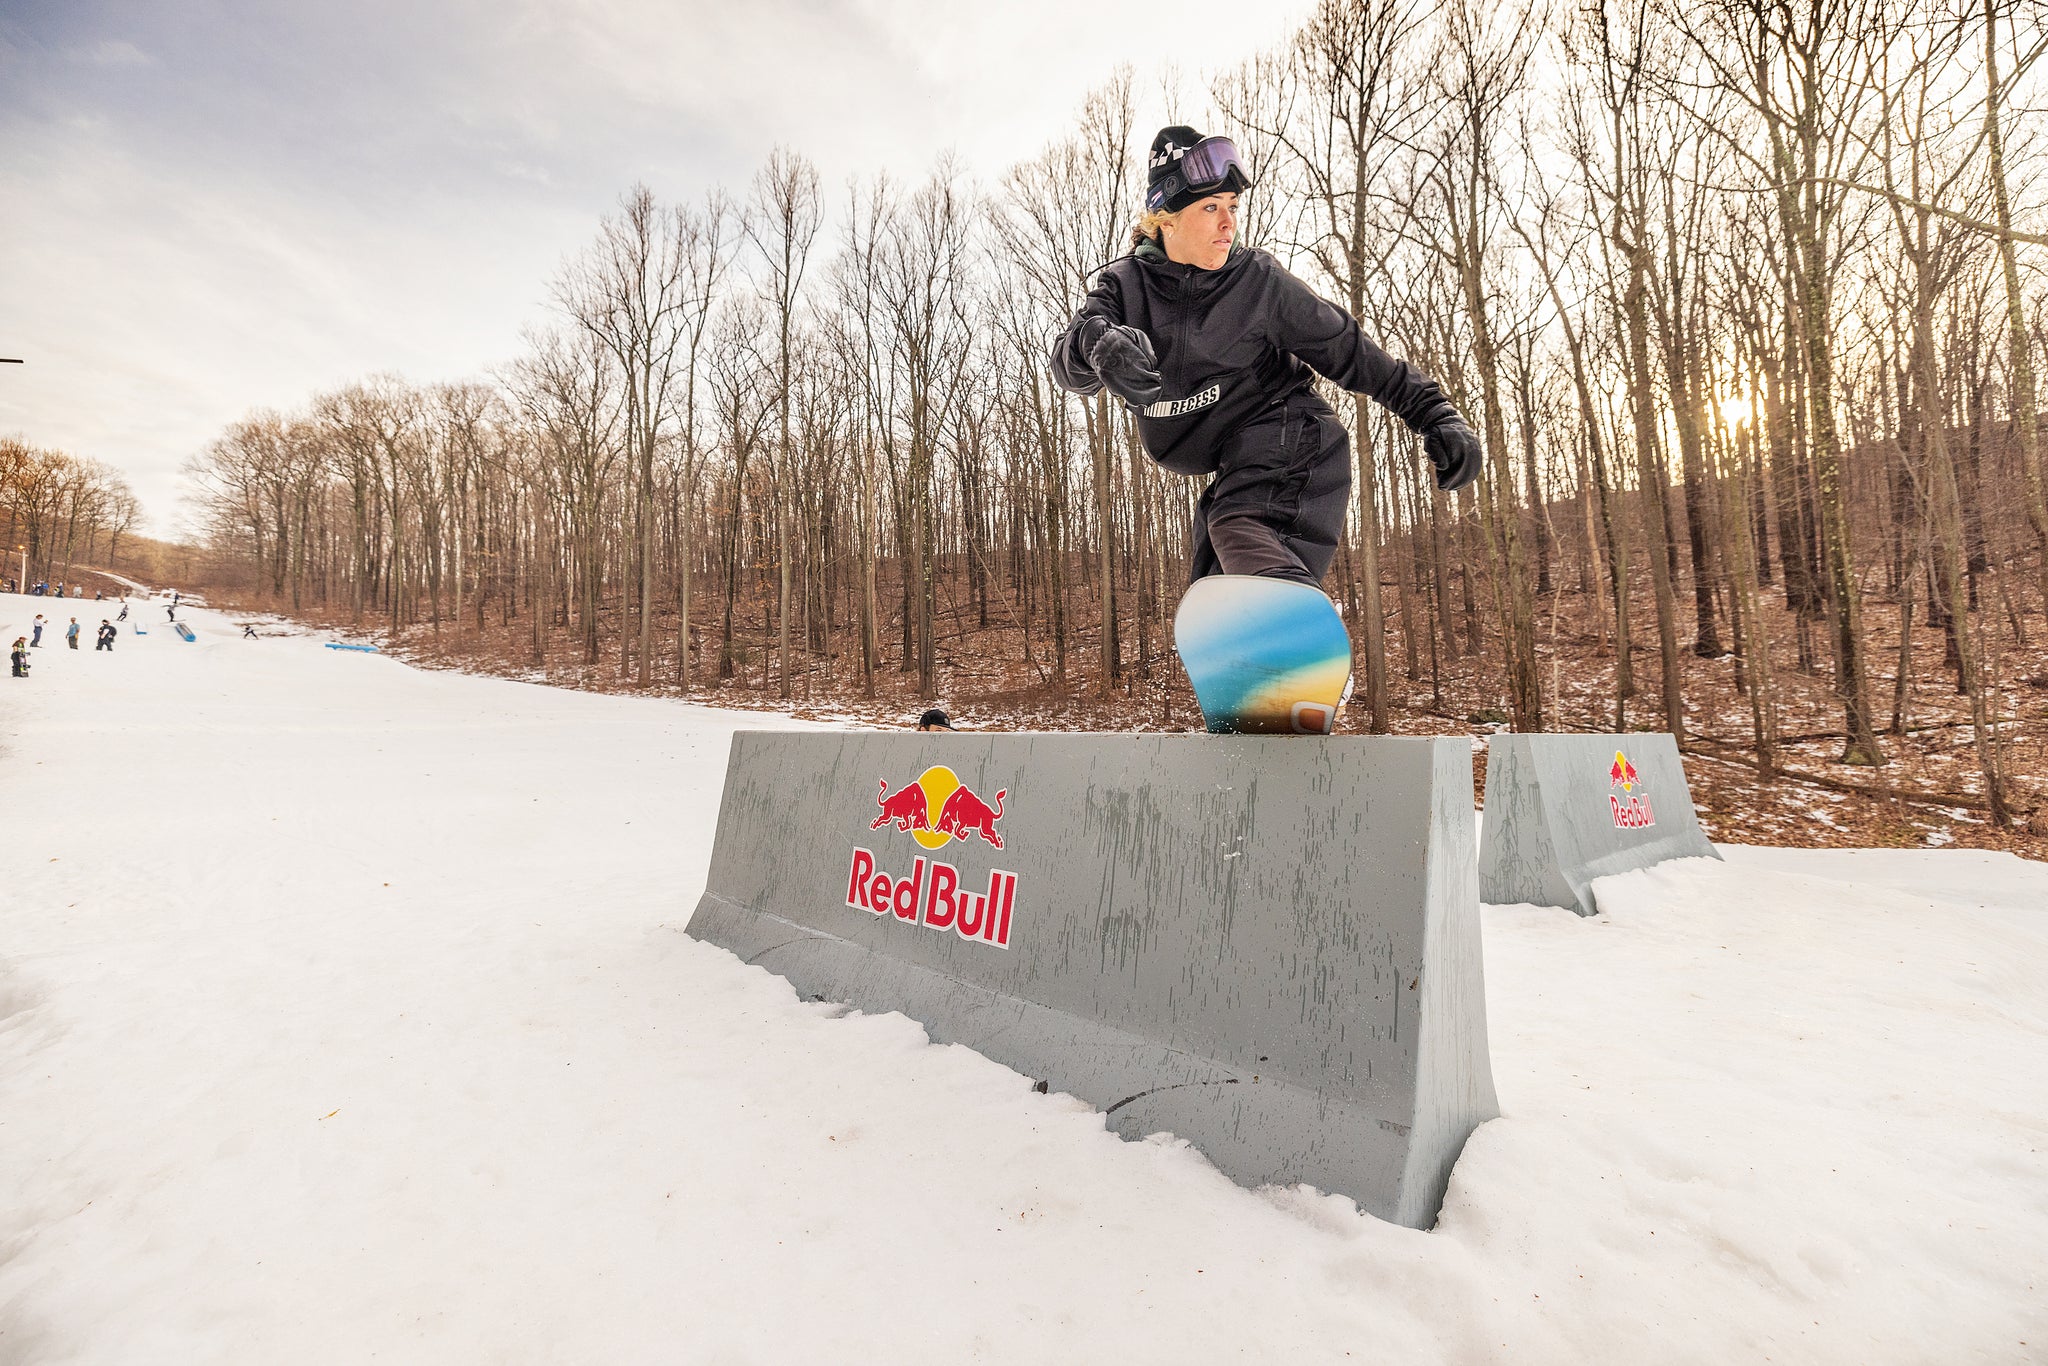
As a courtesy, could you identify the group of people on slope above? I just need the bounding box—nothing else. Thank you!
[12,612,123,676]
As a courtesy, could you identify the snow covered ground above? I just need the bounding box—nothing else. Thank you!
[2,587,2044,1364]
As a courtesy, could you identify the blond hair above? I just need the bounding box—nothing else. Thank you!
[1130,207,1180,248]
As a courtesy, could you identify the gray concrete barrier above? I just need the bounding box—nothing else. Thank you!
[687,732,1498,1229]
[1479,732,1721,916]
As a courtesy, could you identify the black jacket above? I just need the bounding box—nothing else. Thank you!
[1049,242,1457,475]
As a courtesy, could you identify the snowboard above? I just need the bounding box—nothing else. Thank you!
[1173,575,1353,735]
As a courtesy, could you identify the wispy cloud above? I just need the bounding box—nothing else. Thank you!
[76,38,153,66]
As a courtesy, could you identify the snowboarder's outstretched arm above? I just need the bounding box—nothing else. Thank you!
[1267,266,1454,432]
[1268,266,1483,491]
[1049,272,1128,396]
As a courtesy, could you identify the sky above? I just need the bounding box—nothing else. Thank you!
[0,0,1313,537]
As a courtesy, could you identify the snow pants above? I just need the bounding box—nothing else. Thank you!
[1187,396,1351,588]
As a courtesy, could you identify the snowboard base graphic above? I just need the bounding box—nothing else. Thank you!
[1173,575,1353,735]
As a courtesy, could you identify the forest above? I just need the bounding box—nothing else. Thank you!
[179,0,2048,839]
[0,437,143,593]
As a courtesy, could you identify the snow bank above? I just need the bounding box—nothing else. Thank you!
[1,589,2042,1363]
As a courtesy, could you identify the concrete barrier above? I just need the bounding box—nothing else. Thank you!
[687,732,1499,1229]
[1479,732,1721,916]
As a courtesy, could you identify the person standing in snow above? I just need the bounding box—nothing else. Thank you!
[31,614,45,646]
[64,617,80,649]
[1049,126,1482,588]
[9,637,27,677]
[96,620,116,651]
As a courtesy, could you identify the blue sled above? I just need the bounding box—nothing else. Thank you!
[325,642,380,653]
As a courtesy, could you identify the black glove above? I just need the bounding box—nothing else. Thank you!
[1423,417,1484,493]
[1084,321,1162,409]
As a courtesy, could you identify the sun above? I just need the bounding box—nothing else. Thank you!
[1718,393,1755,425]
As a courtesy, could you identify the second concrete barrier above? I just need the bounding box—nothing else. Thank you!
[1479,732,1720,915]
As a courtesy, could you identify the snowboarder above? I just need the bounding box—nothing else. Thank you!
[242,624,257,639]
[30,614,44,646]
[916,708,956,732]
[1049,126,1482,589]
[166,603,176,621]
[9,637,27,677]
[117,600,128,621]
[96,620,116,651]
[65,617,79,649]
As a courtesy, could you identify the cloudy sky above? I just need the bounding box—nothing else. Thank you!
[0,0,1312,536]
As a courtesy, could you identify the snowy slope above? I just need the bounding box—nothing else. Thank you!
[1,588,2043,1364]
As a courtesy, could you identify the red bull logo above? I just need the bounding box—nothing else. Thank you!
[870,766,1006,850]
[1608,749,1657,829]
[852,764,1017,949]
[845,849,1016,948]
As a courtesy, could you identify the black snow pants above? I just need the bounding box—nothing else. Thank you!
[1187,396,1351,588]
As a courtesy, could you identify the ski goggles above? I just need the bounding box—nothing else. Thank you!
[1146,135,1252,214]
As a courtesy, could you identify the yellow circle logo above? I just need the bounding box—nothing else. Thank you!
[910,766,960,849]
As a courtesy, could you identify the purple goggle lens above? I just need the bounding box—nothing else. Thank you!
[1146,135,1251,213]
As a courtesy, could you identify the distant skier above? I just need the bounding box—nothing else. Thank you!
[1049,126,1482,589]
[65,617,79,649]
[166,603,176,621]
[96,620,116,651]
[117,600,128,621]
[30,614,44,646]
[9,637,27,677]
[242,624,257,639]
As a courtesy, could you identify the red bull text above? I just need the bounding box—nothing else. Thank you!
[1608,749,1657,829]
[851,765,1017,948]
[845,848,1016,948]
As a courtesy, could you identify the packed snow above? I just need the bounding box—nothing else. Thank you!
[2,588,2044,1363]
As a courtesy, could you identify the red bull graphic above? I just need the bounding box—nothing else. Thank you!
[935,783,1005,848]
[1608,749,1657,829]
[853,765,1017,949]
[869,766,1006,850]
[870,778,930,834]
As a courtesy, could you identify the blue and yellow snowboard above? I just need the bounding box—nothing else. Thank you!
[1173,575,1353,735]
